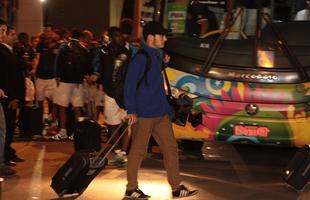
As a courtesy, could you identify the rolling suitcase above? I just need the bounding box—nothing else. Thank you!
[19,104,43,137]
[19,76,43,138]
[283,145,310,192]
[73,119,102,152]
[51,122,128,197]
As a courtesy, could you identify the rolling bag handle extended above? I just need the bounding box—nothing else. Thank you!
[92,122,129,166]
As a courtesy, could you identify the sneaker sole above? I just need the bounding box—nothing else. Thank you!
[51,138,68,141]
[124,195,150,199]
[173,190,199,199]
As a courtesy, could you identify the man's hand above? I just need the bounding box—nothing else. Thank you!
[8,99,19,110]
[163,53,170,64]
[89,74,99,82]
[127,114,137,136]
[29,68,36,76]
[127,113,137,126]
[0,89,7,98]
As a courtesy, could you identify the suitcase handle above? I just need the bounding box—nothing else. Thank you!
[105,122,125,145]
[92,122,128,166]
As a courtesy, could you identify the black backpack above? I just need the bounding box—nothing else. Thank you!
[114,48,151,109]
[61,42,90,82]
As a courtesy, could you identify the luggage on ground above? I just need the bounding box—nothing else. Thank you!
[73,119,101,152]
[51,122,128,197]
[19,104,43,137]
[283,145,310,192]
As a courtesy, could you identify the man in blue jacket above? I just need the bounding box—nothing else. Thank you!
[124,21,197,199]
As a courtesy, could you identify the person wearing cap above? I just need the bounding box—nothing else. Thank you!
[123,21,198,199]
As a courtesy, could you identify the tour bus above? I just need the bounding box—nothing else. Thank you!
[128,0,310,149]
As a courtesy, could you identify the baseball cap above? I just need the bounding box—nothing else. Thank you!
[143,21,171,39]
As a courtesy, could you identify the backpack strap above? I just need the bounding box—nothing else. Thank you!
[135,48,151,89]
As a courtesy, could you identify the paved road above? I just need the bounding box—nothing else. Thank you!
[1,140,309,200]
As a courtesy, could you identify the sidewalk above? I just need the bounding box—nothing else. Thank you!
[1,141,309,200]
[0,141,198,200]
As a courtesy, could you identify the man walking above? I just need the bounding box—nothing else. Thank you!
[35,24,59,131]
[92,27,132,166]
[52,29,92,140]
[124,21,198,199]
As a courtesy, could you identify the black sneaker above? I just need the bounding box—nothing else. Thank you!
[0,165,16,177]
[125,188,151,199]
[172,185,198,198]
[11,155,25,163]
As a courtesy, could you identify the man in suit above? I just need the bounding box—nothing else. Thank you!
[0,19,16,176]
[0,25,25,166]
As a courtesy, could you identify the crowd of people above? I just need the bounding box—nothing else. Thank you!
[0,0,309,198]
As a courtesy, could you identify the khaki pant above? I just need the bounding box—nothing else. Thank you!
[126,115,181,190]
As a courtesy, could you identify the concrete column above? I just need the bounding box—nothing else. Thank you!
[110,0,124,27]
[16,0,43,36]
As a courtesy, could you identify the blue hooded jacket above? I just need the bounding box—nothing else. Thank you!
[124,43,171,118]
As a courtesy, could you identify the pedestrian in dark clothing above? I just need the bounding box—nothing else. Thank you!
[14,32,37,74]
[52,29,92,140]
[187,0,219,37]
[29,36,40,76]
[92,27,131,165]
[36,25,59,79]
[0,26,25,166]
[123,21,198,199]
[0,19,16,177]
[35,24,60,133]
